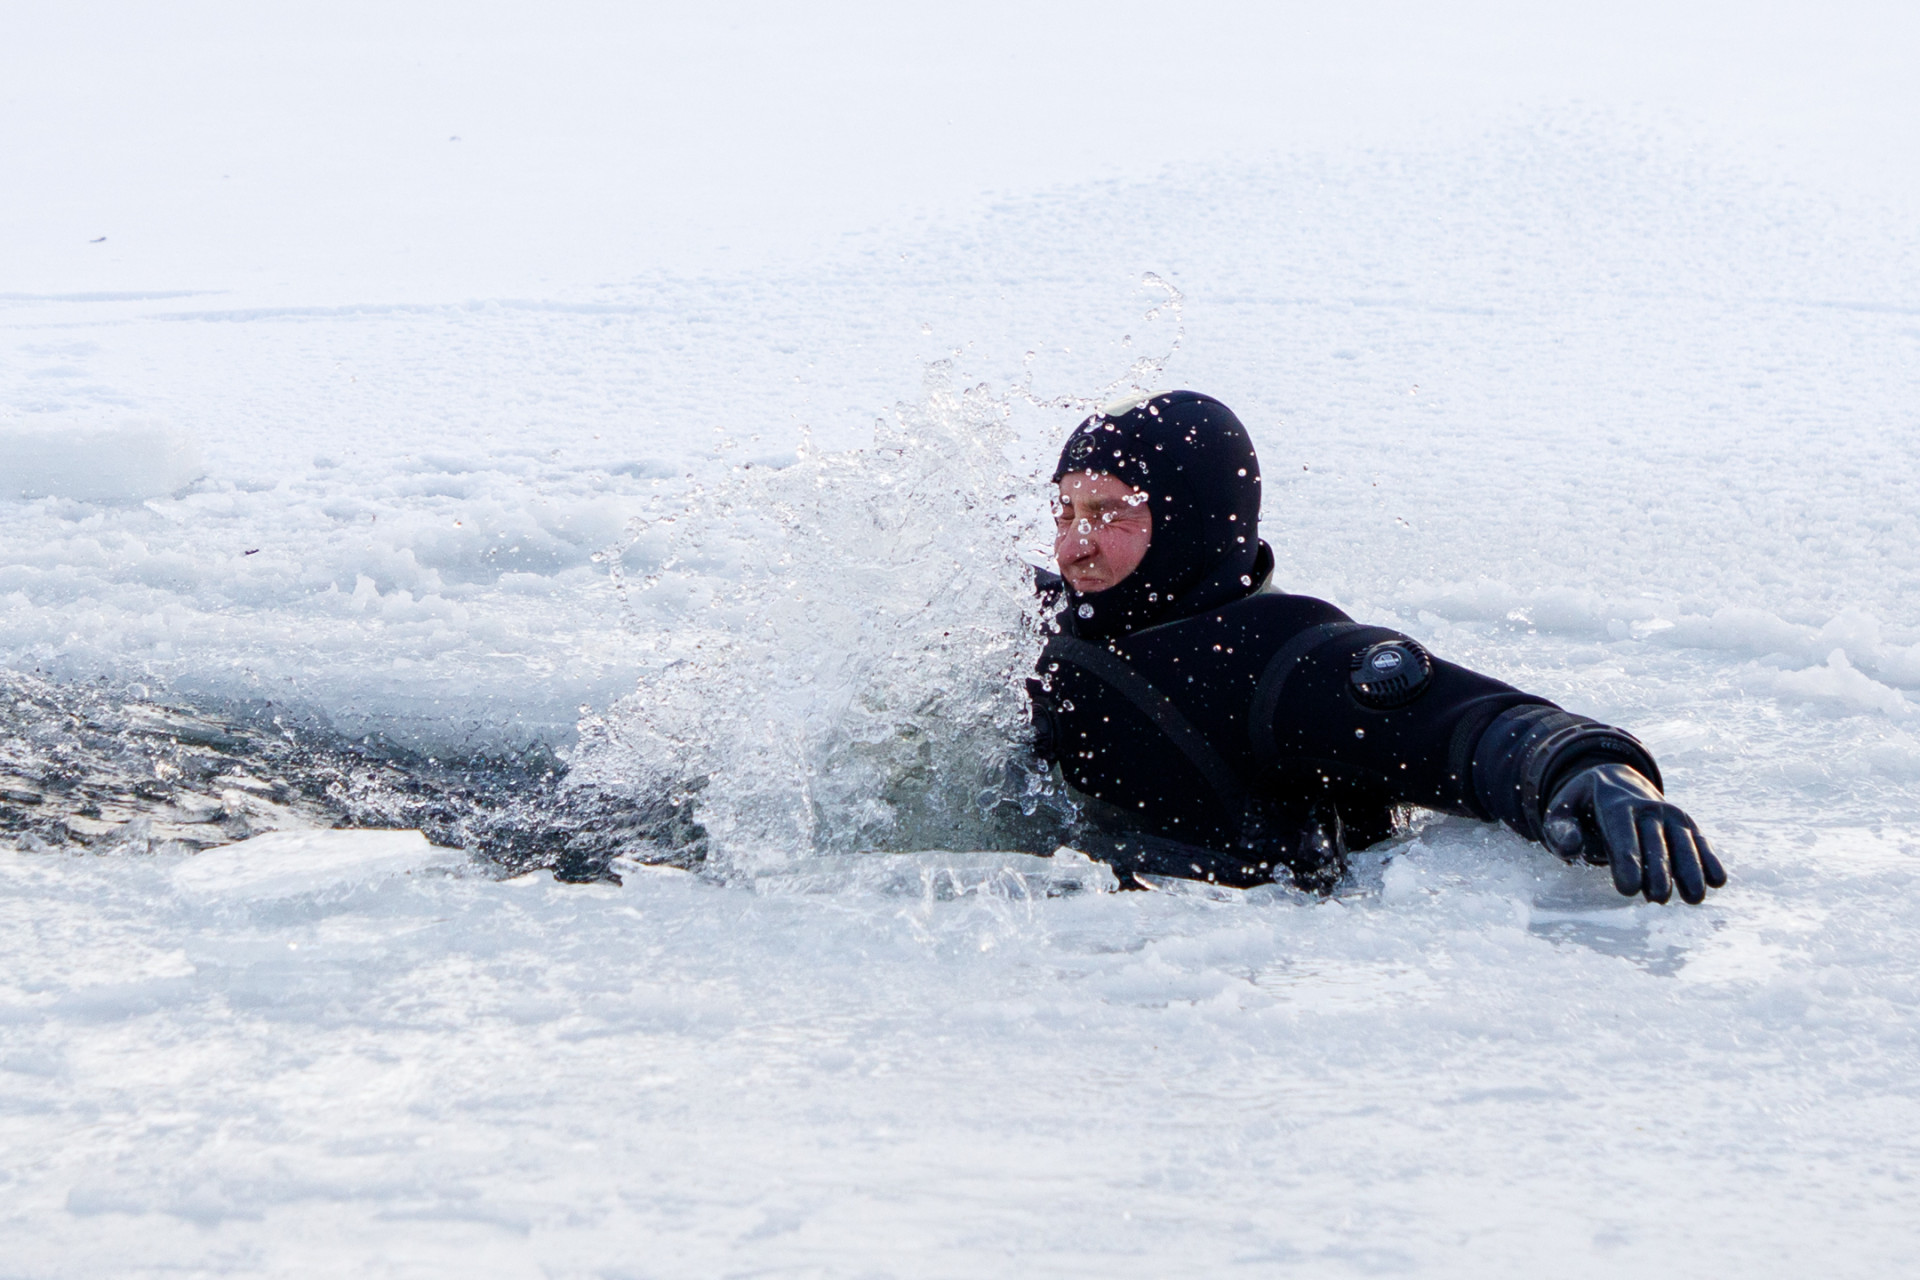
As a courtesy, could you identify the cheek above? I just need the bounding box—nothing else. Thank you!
[1106,525,1152,567]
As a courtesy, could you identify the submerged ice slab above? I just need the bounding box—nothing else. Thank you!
[171,828,459,900]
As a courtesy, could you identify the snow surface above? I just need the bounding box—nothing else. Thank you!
[5,3,1920,1275]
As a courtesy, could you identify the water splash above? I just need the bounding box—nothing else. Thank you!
[571,363,1077,872]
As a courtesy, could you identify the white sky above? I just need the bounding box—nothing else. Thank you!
[4,1,1916,297]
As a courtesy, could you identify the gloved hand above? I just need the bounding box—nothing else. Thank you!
[1540,762,1726,904]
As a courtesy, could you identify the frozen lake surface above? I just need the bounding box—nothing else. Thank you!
[4,3,1919,1275]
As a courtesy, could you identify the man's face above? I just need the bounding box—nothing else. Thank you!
[1053,470,1152,593]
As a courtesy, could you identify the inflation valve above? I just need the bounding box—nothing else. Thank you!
[1349,639,1433,709]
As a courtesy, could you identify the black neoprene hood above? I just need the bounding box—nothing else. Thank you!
[1052,391,1264,639]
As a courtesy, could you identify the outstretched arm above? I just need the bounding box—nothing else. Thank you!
[1252,625,1726,904]
[1473,706,1726,904]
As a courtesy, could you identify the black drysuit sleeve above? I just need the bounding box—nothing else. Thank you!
[1251,625,1661,840]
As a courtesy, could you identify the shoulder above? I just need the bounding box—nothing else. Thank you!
[1214,590,1353,633]
[1123,590,1354,659]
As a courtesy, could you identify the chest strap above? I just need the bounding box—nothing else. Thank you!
[1044,635,1248,814]
[1247,622,1400,770]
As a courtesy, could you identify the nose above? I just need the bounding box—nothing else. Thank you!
[1056,523,1097,562]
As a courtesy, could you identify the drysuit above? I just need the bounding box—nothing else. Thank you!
[1027,391,1724,901]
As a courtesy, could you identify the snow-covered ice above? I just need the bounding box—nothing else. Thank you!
[6,831,1917,1275]
[4,3,1920,1275]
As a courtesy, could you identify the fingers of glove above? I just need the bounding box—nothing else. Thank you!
[1665,818,1708,905]
[1697,830,1728,889]
[1596,794,1643,897]
[1636,810,1673,904]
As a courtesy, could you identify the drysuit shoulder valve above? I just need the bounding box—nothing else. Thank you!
[1348,639,1434,709]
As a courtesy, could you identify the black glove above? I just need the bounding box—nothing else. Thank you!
[1540,763,1726,904]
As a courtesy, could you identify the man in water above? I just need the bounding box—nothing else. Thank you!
[1027,390,1726,902]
